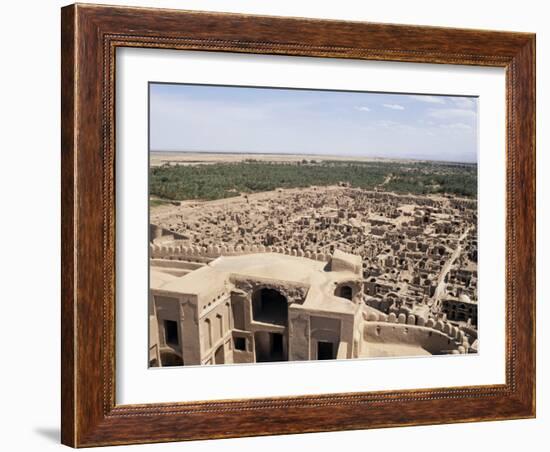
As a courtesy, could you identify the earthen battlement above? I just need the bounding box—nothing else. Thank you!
[150,243,332,263]
[362,308,470,354]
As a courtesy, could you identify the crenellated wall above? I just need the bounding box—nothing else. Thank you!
[150,243,332,263]
[362,309,471,354]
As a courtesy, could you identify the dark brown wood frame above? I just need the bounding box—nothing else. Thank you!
[61,3,536,447]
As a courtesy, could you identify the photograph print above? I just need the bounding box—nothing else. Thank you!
[148,83,478,367]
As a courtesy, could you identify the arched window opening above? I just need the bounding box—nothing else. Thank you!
[252,288,288,326]
[336,285,353,301]
[160,351,183,367]
[204,318,212,350]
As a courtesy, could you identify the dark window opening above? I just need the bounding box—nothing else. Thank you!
[255,332,286,362]
[252,288,288,326]
[164,320,179,346]
[271,333,283,356]
[234,336,246,351]
[337,285,353,300]
[317,341,334,360]
[160,351,183,367]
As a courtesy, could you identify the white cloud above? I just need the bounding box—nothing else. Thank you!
[371,120,417,132]
[428,108,476,120]
[439,123,473,130]
[408,95,445,104]
[450,97,476,109]
[382,103,405,110]
[374,120,400,128]
[150,85,477,162]
[417,119,437,126]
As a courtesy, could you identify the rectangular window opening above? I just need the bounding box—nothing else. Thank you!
[164,320,179,345]
[234,336,246,351]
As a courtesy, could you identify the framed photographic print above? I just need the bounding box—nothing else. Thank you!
[61,3,536,447]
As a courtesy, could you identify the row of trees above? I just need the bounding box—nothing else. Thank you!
[149,161,477,201]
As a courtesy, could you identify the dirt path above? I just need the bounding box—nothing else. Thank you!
[377,173,393,189]
[430,227,471,307]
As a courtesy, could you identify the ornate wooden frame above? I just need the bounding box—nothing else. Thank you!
[61,3,536,447]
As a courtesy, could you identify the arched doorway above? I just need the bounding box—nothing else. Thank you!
[254,331,286,362]
[160,351,183,367]
[317,341,334,360]
[252,288,288,326]
[214,344,225,364]
[335,285,353,301]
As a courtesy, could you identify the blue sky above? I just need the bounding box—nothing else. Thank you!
[149,83,478,163]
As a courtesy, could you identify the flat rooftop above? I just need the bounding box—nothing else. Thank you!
[210,253,326,285]
[151,252,362,316]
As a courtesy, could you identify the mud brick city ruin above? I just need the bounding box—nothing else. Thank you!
[148,153,478,367]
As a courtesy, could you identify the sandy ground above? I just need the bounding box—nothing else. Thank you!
[150,184,457,227]
[150,185,345,224]
[361,343,431,357]
[150,151,425,167]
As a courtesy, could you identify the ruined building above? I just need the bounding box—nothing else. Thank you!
[149,186,478,366]
[150,246,475,367]
[150,250,364,366]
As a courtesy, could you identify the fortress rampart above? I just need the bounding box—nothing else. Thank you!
[150,243,332,263]
[362,309,471,354]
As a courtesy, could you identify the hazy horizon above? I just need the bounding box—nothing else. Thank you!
[150,83,479,164]
[149,149,477,165]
